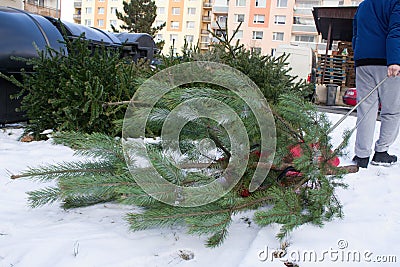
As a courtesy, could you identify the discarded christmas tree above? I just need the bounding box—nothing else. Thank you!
[11,31,355,247]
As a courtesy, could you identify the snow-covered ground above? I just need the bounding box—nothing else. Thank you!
[1,113,400,267]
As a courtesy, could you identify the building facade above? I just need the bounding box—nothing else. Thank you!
[70,0,362,55]
[155,0,204,54]
[73,0,124,31]
[0,0,61,17]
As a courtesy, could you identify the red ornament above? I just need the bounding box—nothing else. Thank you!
[240,188,250,197]
[289,143,340,167]
[287,143,340,177]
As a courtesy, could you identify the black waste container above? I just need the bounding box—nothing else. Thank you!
[0,7,67,124]
[0,7,156,124]
[58,20,122,50]
[114,33,157,62]
[326,84,338,106]
[0,7,122,124]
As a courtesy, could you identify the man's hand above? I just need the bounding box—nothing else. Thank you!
[388,64,400,77]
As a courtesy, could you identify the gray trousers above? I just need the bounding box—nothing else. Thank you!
[355,65,400,158]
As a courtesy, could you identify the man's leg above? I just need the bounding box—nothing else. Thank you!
[354,66,380,159]
[375,67,400,153]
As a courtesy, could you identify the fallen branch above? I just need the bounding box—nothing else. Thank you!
[179,162,359,175]
[102,100,145,108]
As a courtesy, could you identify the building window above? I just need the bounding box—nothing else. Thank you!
[255,0,266,7]
[84,19,92,26]
[234,14,245,22]
[271,48,276,56]
[186,21,195,29]
[253,14,265,23]
[110,7,117,15]
[217,15,227,24]
[155,34,164,42]
[157,7,165,14]
[97,19,104,27]
[155,20,165,27]
[293,17,314,25]
[251,47,262,54]
[185,35,194,43]
[85,7,92,14]
[98,0,105,2]
[110,20,117,27]
[294,35,315,42]
[277,0,288,7]
[172,7,180,15]
[98,7,105,14]
[274,15,286,24]
[252,31,263,40]
[201,36,209,43]
[171,21,180,29]
[187,7,196,15]
[235,0,246,7]
[170,34,178,42]
[296,0,320,8]
[233,30,243,39]
[273,32,284,41]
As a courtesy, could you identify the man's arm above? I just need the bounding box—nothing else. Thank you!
[386,0,400,75]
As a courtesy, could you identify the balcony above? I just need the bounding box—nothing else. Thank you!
[73,14,81,20]
[291,24,317,33]
[74,1,82,8]
[24,1,61,18]
[200,44,210,50]
[212,6,228,14]
[202,16,211,22]
[200,36,210,43]
[211,21,226,29]
[203,2,212,9]
[293,8,313,16]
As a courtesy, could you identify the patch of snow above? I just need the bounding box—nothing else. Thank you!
[1,114,400,267]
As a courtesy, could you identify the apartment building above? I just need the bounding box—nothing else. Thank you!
[73,0,123,31]
[153,0,230,54]
[228,0,362,56]
[155,0,203,55]
[0,0,23,9]
[71,0,228,55]
[0,0,61,17]
[70,0,362,56]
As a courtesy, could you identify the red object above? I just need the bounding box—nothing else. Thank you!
[290,144,340,167]
[342,87,382,109]
[343,88,357,106]
[287,143,340,176]
[240,189,250,197]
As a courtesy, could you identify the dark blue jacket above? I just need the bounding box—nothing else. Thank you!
[353,0,400,67]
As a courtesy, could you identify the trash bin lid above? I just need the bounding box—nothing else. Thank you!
[0,7,67,72]
[61,21,121,46]
[114,33,155,50]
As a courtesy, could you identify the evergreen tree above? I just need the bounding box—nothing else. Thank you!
[11,32,356,247]
[114,0,165,36]
[0,36,150,138]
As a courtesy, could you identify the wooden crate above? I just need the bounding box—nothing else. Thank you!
[317,54,354,87]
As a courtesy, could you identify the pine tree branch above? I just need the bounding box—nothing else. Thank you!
[271,108,304,142]
[207,126,231,158]
[102,100,144,107]
[11,166,113,180]
[128,195,274,223]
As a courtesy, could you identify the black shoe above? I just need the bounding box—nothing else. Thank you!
[371,151,397,166]
[352,156,369,168]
